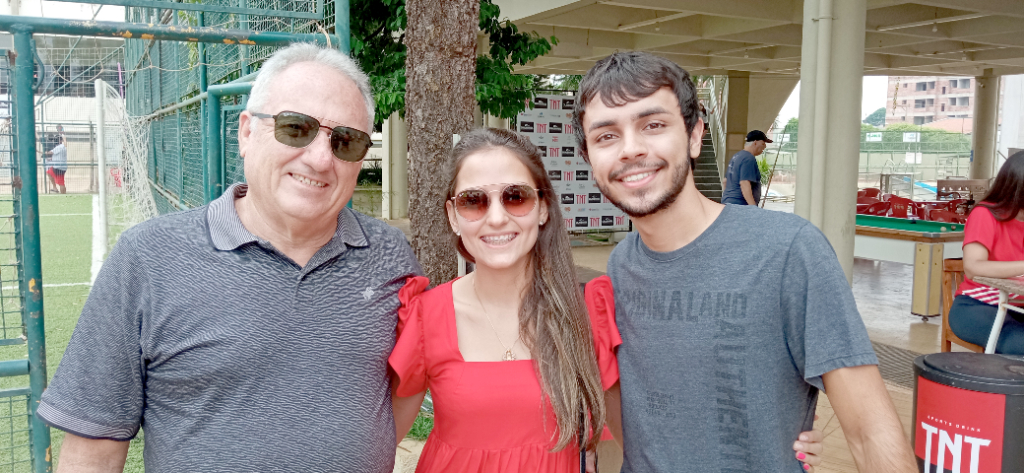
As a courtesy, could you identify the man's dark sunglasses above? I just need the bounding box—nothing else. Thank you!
[250,111,372,163]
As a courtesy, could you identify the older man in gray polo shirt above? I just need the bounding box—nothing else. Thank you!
[37,44,421,472]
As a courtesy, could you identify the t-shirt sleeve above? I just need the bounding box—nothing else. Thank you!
[963,206,998,251]
[738,156,760,183]
[584,276,622,391]
[388,276,431,398]
[779,223,878,391]
[36,234,147,440]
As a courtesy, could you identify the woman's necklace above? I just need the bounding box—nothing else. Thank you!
[472,280,522,361]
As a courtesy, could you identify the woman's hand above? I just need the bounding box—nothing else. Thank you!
[585,449,596,473]
[793,422,824,472]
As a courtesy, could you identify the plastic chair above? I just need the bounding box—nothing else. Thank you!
[880,193,894,202]
[941,258,983,353]
[888,196,915,219]
[929,209,967,224]
[856,197,880,206]
[948,199,968,214]
[862,188,882,199]
[857,190,868,199]
[862,201,891,216]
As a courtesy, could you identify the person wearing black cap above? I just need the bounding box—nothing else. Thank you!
[721,130,772,205]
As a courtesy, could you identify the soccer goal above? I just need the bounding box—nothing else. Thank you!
[95,78,159,253]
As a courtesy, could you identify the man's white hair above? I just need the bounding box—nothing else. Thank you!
[246,43,375,133]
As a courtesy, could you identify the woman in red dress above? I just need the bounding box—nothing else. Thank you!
[389,128,822,472]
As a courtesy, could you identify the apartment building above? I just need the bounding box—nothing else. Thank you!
[885,76,975,126]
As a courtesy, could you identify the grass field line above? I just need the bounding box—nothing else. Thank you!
[0,282,90,290]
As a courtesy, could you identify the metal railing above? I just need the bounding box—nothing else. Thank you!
[707,76,728,171]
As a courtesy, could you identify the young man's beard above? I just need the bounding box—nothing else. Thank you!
[597,154,690,218]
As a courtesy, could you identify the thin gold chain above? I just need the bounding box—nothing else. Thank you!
[472,278,522,361]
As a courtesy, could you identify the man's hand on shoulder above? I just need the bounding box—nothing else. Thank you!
[822,365,917,472]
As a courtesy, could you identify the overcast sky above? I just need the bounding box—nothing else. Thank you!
[3,1,124,20]
[776,76,889,126]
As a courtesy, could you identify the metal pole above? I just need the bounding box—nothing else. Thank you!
[335,0,350,53]
[146,70,257,120]
[205,82,252,203]
[198,12,208,204]
[96,79,108,259]
[198,13,208,94]
[238,0,250,76]
[88,121,95,192]
[13,26,53,473]
[0,16,341,46]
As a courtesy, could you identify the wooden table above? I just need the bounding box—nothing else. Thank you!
[970,277,1024,353]
[855,215,965,319]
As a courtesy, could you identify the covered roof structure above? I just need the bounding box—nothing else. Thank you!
[495,0,1022,281]
[498,0,1024,78]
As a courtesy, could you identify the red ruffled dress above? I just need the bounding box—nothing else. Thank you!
[389,276,621,473]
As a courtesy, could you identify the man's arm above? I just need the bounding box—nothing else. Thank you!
[55,433,129,473]
[604,382,623,448]
[391,377,426,445]
[822,365,916,472]
[739,180,757,206]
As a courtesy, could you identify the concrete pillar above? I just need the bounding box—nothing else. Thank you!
[381,113,409,219]
[485,115,509,129]
[794,0,867,282]
[971,69,1000,179]
[722,71,750,175]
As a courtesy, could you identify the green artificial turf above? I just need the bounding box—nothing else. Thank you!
[407,413,435,441]
[0,194,144,472]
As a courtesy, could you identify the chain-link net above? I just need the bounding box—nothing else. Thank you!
[125,2,339,213]
[97,80,159,250]
[32,37,124,197]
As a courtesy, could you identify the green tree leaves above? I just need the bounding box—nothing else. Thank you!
[863,107,886,126]
[350,0,556,125]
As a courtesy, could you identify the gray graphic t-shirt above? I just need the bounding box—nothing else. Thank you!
[608,204,877,472]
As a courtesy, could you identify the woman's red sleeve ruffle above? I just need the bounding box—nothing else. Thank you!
[585,275,622,391]
[388,276,431,397]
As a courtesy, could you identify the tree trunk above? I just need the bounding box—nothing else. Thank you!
[404,0,478,285]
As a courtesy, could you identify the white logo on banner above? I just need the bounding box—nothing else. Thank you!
[518,94,629,231]
[903,132,921,143]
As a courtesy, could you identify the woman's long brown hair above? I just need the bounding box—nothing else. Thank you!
[976,150,1024,221]
[443,127,606,451]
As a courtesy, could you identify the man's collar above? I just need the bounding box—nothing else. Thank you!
[207,183,369,251]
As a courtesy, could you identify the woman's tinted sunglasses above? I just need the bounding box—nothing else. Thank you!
[451,184,541,222]
[250,111,372,163]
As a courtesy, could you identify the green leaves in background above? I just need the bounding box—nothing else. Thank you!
[350,0,558,125]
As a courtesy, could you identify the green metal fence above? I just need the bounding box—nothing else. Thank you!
[763,129,974,199]
[0,52,35,473]
[2,36,54,472]
[0,9,349,471]
[124,0,347,212]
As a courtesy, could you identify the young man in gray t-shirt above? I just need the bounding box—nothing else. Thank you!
[572,52,917,472]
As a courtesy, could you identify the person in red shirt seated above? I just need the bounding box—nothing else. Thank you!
[949,150,1024,354]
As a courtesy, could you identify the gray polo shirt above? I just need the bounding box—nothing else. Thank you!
[38,184,421,472]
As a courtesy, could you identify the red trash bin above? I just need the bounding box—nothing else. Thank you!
[913,353,1024,472]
